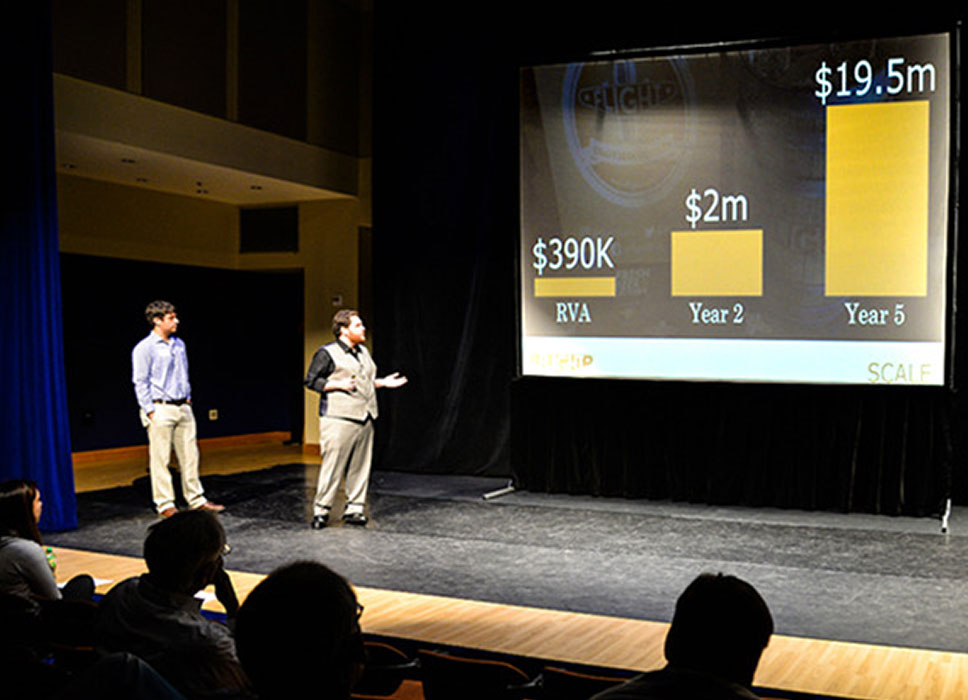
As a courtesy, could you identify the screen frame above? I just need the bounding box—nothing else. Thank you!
[515,26,962,390]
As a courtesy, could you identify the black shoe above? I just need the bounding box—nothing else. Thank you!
[311,514,329,530]
[342,512,368,527]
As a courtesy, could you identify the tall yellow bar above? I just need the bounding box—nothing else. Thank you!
[670,229,763,296]
[825,101,929,296]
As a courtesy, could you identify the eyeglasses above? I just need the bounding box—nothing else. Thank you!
[356,603,365,620]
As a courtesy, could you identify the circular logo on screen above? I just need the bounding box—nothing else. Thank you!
[562,58,696,208]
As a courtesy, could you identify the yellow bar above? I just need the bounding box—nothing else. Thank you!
[670,229,763,296]
[534,277,616,297]
[825,101,929,297]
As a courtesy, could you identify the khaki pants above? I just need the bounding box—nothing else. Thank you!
[143,403,206,512]
[314,415,374,517]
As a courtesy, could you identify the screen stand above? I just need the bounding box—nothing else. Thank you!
[940,497,952,534]
[483,480,515,501]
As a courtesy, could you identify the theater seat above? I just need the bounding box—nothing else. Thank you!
[352,640,420,698]
[418,648,538,700]
[540,665,628,700]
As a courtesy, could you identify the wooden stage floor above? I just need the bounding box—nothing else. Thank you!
[60,440,968,700]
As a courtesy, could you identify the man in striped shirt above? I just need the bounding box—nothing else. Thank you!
[132,300,224,518]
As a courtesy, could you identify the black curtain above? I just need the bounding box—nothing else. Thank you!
[511,379,957,516]
[372,5,965,514]
[372,13,516,475]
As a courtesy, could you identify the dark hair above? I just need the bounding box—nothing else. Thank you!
[144,300,176,326]
[332,309,359,338]
[236,561,364,699]
[143,510,225,593]
[663,573,773,687]
[0,480,43,544]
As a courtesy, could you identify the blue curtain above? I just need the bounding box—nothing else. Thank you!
[0,2,77,531]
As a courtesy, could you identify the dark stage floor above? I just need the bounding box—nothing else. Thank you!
[45,464,968,654]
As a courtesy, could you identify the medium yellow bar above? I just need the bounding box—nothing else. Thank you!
[670,229,763,296]
[533,277,616,297]
[825,101,929,297]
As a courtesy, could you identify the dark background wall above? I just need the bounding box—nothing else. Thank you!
[60,254,303,451]
[51,0,365,156]
[370,3,967,514]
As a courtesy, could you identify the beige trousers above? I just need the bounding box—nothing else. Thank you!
[143,403,206,512]
[314,415,374,517]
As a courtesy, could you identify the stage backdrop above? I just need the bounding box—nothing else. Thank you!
[372,5,966,514]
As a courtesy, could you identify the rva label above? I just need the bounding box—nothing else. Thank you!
[556,302,592,324]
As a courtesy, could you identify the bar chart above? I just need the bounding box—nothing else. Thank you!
[519,31,951,383]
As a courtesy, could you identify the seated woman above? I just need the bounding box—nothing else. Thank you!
[0,479,94,602]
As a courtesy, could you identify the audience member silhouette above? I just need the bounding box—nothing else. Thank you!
[591,573,774,700]
[94,509,251,699]
[0,589,73,698]
[0,479,94,603]
[234,560,365,700]
[51,652,190,700]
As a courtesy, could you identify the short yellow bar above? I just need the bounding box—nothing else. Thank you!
[533,277,616,297]
[825,101,929,297]
[670,229,763,296]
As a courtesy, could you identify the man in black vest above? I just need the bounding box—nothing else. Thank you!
[304,309,408,529]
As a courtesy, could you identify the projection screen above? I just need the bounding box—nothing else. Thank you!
[519,31,953,386]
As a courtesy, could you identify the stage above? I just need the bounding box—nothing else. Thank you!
[46,460,968,654]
